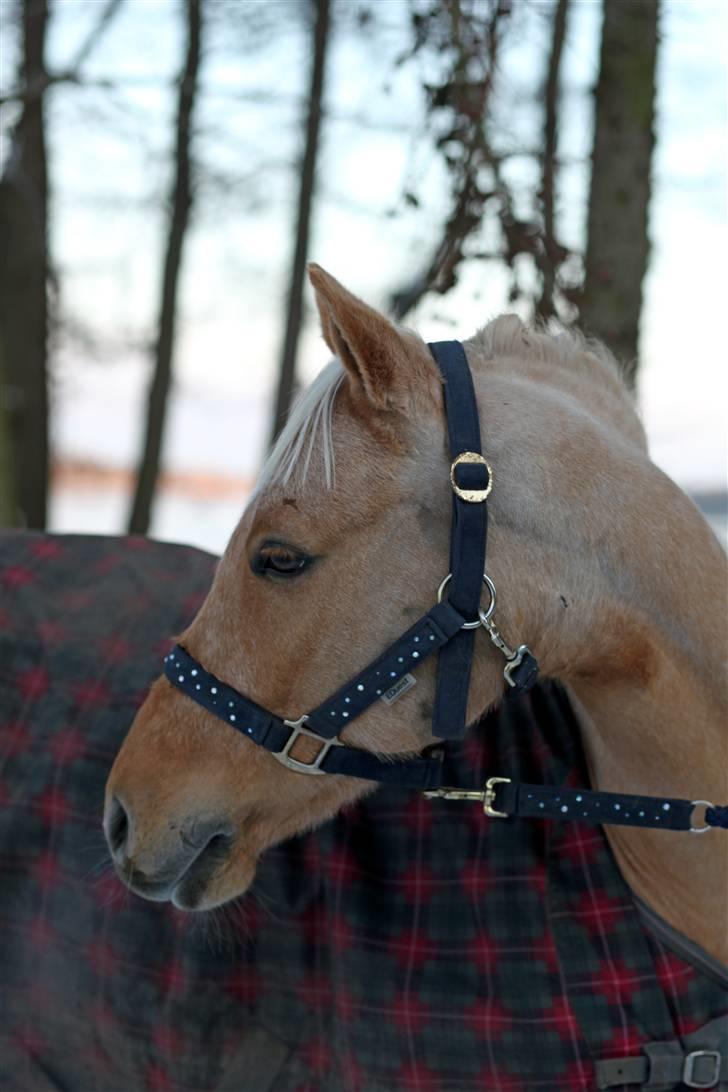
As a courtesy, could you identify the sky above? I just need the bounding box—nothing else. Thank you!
[1,0,726,552]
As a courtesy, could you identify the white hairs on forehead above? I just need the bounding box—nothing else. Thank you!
[256,359,345,494]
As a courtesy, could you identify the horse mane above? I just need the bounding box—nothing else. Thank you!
[467,314,628,391]
[258,317,628,494]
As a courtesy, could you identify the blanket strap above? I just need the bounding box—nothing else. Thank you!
[595,1015,728,1089]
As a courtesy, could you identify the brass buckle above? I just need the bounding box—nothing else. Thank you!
[483,776,511,818]
[450,452,493,503]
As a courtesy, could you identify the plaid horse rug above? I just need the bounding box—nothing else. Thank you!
[1,532,726,1092]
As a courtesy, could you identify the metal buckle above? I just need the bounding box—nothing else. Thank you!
[483,776,511,818]
[273,716,342,776]
[683,1049,722,1089]
[450,452,493,503]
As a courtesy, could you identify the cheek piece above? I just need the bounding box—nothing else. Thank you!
[164,342,728,836]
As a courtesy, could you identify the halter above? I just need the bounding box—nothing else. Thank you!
[164,342,728,836]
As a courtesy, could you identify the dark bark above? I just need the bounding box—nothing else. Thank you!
[580,0,659,386]
[268,0,330,448]
[0,343,17,525]
[535,0,569,321]
[0,0,50,528]
[128,0,202,534]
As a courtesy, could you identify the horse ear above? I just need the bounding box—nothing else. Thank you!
[307,263,435,413]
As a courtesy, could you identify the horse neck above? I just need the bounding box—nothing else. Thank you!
[457,351,726,958]
[564,483,727,966]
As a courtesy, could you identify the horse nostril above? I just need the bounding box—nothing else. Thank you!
[106,795,130,858]
[203,831,233,862]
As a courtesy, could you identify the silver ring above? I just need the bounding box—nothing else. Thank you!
[478,574,497,624]
[437,572,497,630]
[690,800,714,834]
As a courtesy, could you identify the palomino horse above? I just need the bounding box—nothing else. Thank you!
[105,267,727,1021]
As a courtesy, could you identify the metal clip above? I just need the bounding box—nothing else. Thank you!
[503,646,532,688]
[480,616,517,659]
[423,787,486,802]
[424,776,511,819]
[480,614,534,691]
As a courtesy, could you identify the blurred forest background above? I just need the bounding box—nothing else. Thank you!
[0,0,726,553]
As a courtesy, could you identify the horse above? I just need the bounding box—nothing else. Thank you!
[103,264,727,1083]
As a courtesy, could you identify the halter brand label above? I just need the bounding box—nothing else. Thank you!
[381,674,417,705]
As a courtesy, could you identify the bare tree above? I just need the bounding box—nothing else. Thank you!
[0,0,50,528]
[535,0,570,321]
[268,0,331,448]
[128,0,203,534]
[580,0,659,385]
[0,0,125,528]
[0,344,17,525]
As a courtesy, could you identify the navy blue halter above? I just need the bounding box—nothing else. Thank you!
[165,342,530,789]
[163,342,728,835]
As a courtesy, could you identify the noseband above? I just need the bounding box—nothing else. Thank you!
[164,342,728,835]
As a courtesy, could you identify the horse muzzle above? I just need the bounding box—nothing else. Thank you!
[103,793,234,909]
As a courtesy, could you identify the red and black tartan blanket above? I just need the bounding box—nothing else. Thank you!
[1,532,726,1092]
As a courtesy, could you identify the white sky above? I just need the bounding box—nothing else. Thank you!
[1,0,726,551]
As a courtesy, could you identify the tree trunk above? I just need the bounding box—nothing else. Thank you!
[128,0,202,534]
[268,0,330,449]
[580,0,659,387]
[536,0,569,321]
[0,344,17,525]
[0,0,50,528]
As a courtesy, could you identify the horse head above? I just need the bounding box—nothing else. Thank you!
[105,265,725,949]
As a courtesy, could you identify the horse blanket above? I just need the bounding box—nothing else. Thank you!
[1,531,726,1092]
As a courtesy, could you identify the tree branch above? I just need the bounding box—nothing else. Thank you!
[389,0,511,321]
[70,0,124,71]
[0,0,124,106]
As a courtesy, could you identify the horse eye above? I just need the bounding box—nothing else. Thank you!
[252,543,311,580]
